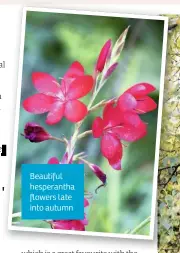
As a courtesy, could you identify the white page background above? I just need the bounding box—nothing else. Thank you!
[1,3,177,253]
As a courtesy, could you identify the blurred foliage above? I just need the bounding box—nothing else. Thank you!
[158,15,180,253]
[13,11,164,235]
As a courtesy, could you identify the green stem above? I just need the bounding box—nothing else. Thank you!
[78,130,92,140]
[67,76,105,155]
[108,169,121,232]
[66,70,111,164]
[130,216,151,234]
[73,152,85,161]
[51,136,68,145]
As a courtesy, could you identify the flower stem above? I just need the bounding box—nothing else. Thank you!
[77,157,91,166]
[68,93,99,155]
[67,72,110,159]
[89,100,106,112]
[130,216,151,235]
[89,97,117,113]
[73,152,85,161]
[78,130,92,140]
[50,136,68,145]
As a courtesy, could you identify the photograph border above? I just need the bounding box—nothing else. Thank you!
[8,6,169,240]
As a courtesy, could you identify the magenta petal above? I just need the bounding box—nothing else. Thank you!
[107,145,123,170]
[61,62,85,95]
[103,103,123,128]
[108,157,122,170]
[92,117,104,138]
[52,215,87,230]
[32,72,61,96]
[84,198,89,207]
[64,100,87,123]
[70,220,85,231]
[23,93,55,114]
[67,75,94,100]
[81,216,88,226]
[101,133,122,160]
[118,92,137,112]
[52,221,71,230]
[136,96,157,114]
[46,102,65,125]
[63,61,84,80]
[121,112,142,128]
[126,83,156,97]
[113,123,147,142]
[48,157,60,164]
[115,112,147,141]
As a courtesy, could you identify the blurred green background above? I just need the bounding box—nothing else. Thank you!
[13,11,164,235]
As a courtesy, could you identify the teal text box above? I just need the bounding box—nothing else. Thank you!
[21,164,84,220]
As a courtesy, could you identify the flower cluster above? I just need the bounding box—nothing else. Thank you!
[23,62,94,125]
[21,27,157,231]
[92,83,156,170]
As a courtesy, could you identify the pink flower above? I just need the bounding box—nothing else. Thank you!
[92,103,147,170]
[23,122,52,142]
[95,40,112,73]
[118,83,157,114]
[23,61,94,125]
[51,198,89,231]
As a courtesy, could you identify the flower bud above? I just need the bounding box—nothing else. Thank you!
[95,39,112,73]
[111,26,129,62]
[104,63,118,79]
[90,163,107,185]
[23,122,52,143]
[48,157,59,164]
